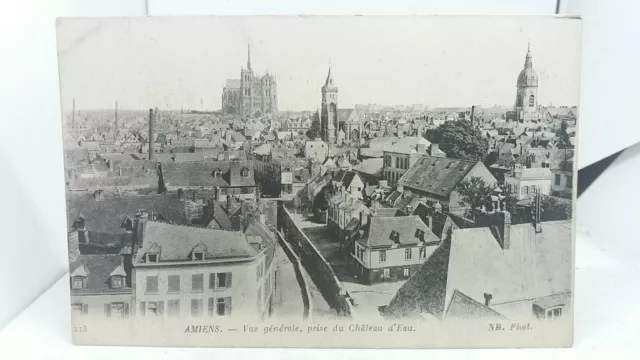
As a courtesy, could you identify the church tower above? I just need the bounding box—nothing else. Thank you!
[515,42,539,122]
[321,67,338,143]
[240,44,254,118]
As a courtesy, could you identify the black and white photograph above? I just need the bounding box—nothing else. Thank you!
[56,15,580,348]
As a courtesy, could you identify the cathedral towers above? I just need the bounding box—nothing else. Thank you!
[514,41,539,122]
[320,67,339,143]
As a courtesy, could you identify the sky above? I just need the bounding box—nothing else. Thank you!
[56,16,582,112]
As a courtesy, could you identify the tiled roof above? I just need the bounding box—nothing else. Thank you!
[134,221,258,263]
[338,109,355,122]
[154,152,205,163]
[69,255,132,294]
[399,156,478,197]
[66,193,187,234]
[447,220,572,308]
[68,175,159,191]
[160,161,255,188]
[360,215,439,249]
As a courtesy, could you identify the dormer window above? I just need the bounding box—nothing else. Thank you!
[546,307,563,320]
[71,276,85,289]
[240,167,250,178]
[213,168,222,178]
[191,243,207,261]
[390,230,400,243]
[111,276,124,288]
[146,253,158,263]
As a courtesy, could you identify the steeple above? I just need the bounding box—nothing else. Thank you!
[524,40,533,69]
[247,44,252,70]
[325,66,333,86]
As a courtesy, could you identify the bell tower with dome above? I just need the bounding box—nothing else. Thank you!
[514,41,539,122]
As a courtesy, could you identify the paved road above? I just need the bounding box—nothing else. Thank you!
[272,245,305,321]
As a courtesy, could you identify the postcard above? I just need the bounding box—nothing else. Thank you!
[57,15,580,348]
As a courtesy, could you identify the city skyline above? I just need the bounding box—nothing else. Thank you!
[57,16,581,113]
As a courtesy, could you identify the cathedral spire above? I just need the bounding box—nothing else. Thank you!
[247,43,252,70]
[524,40,533,69]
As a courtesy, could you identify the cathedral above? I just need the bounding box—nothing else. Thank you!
[513,42,541,122]
[221,45,278,118]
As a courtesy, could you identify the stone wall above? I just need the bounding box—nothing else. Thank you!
[276,231,311,320]
[278,204,353,317]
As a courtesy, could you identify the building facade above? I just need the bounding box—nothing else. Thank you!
[132,218,275,321]
[222,45,278,118]
[504,165,553,200]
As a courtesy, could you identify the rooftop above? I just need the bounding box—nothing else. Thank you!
[399,156,479,197]
[359,215,439,249]
[134,221,259,263]
[69,254,132,294]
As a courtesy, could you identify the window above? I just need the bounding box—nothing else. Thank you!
[405,248,412,260]
[217,297,232,316]
[106,302,127,318]
[71,276,85,289]
[523,186,529,195]
[210,272,232,289]
[554,174,561,185]
[146,253,158,263]
[143,301,163,316]
[403,268,410,278]
[192,274,204,292]
[546,307,562,320]
[419,247,427,260]
[530,185,536,194]
[72,303,86,316]
[146,276,158,294]
[192,251,204,261]
[111,276,124,289]
[383,268,390,279]
[168,300,180,317]
[168,275,180,293]
[529,94,535,107]
[191,299,203,317]
[566,175,573,188]
[241,168,250,177]
[213,169,222,178]
[395,157,399,168]
[379,251,386,263]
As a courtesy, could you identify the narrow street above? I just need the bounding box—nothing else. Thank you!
[272,244,305,320]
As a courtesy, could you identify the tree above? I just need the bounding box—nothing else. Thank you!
[306,111,321,140]
[456,176,494,219]
[540,195,572,221]
[425,119,489,161]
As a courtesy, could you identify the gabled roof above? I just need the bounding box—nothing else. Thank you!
[160,161,255,188]
[399,156,479,197]
[69,255,131,294]
[447,220,572,308]
[359,215,439,249]
[135,222,258,263]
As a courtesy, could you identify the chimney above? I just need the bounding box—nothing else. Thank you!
[471,105,476,127]
[177,188,186,201]
[72,99,76,129]
[425,215,433,230]
[359,211,364,228]
[226,193,232,214]
[416,142,426,154]
[534,192,542,233]
[114,101,119,139]
[215,186,222,202]
[397,183,404,193]
[483,293,492,306]
[148,108,155,160]
[134,211,149,247]
[498,211,512,250]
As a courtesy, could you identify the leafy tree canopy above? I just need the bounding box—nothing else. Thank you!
[456,176,494,219]
[306,111,321,140]
[425,119,489,161]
